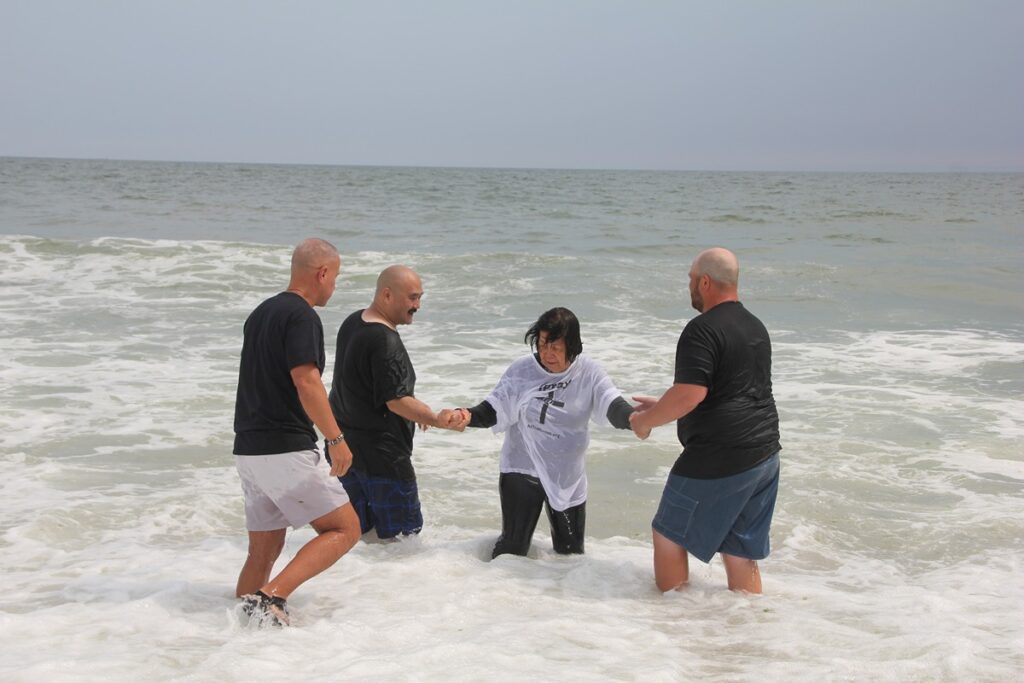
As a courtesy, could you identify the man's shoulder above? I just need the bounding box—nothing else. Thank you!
[342,311,408,354]
[718,301,769,335]
[249,292,317,324]
[339,309,382,339]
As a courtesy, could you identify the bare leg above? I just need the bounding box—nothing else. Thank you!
[652,529,689,592]
[236,529,287,598]
[259,503,361,599]
[722,553,762,594]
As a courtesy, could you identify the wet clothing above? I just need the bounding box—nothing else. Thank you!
[491,472,585,558]
[467,352,632,557]
[654,300,781,563]
[233,292,325,456]
[654,452,779,562]
[481,353,629,511]
[328,310,417,481]
[328,309,422,536]
[671,301,781,479]
[235,448,350,531]
[338,467,423,539]
[232,291,347,533]
[468,394,633,432]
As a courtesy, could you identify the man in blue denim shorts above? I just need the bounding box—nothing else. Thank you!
[630,247,781,593]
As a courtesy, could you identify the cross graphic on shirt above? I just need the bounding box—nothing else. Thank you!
[535,390,565,424]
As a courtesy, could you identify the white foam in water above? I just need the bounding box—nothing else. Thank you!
[2,192,1023,681]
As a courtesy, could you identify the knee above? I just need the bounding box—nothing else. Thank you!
[322,527,360,556]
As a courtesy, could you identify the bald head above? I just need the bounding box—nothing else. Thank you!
[287,238,341,307]
[291,238,339,274]
[371,264,423,326]
[692,247,739,288]
[375,264,420,296]
[688,247,739,313]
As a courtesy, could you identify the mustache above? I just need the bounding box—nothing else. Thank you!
[408,308,418,315]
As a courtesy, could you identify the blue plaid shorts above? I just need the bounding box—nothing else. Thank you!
[339,468,423,539]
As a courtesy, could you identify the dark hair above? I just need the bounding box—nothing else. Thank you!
[525,307,583,362]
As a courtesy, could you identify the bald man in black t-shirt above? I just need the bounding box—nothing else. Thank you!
[328,265,463,540]
[630,248,781,594]
[232,238,361,626]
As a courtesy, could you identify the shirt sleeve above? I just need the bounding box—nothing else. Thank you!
[605,397,634,429]
[674,319,716,387]
[466,400,498,428]
[587,358,625,427]
[284,309,324,371]
[485,363,523,433]
[371,331,415,405]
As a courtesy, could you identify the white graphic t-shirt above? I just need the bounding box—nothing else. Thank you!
[485,353,623,511]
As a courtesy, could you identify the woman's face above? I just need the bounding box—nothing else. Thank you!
[538,331,570,373]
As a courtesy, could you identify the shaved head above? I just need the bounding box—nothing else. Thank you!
[291,238,339,273]
[688,247,740,313]
[371,264,424,327]
[375,264,420,295]
[286,237,341,307]
[692,247,739,288]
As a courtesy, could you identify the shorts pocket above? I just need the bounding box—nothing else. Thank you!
[653,485,699,542]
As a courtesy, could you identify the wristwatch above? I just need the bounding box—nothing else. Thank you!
[325,434,345,447]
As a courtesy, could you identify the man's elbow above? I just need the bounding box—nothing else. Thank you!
[291,375,323,400]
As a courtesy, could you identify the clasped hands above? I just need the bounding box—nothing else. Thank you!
[417,407,471,432]
[629,395,657,440]
[421,398,658,439]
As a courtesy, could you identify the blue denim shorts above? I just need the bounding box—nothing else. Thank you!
[652,453,779,563]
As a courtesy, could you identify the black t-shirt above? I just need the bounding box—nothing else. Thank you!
[233,292,325,455]
[671,301,781,479]
[328,310,417,480]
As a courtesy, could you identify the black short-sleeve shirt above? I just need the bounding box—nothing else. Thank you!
[233,292,325,455]
[671,301,781,479]
[329,310,417,480]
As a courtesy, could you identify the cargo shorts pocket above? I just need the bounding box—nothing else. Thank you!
[652,479,699,543]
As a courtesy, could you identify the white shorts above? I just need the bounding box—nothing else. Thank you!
[235,449,350,532]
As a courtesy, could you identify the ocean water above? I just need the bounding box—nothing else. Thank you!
[0,157,1022,681]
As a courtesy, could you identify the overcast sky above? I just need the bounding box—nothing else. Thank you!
[2,1,1021,171]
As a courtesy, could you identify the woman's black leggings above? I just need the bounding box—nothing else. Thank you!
[491,472,586,558]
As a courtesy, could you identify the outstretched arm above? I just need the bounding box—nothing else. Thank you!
[386,396,466,431]
[629,383,708,439]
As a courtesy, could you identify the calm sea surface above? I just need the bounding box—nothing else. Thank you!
[1,157,1022,681]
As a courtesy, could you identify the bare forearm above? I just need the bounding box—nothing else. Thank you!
[295,379,343,439]
[387,395,439,427]
[632,384,707,431]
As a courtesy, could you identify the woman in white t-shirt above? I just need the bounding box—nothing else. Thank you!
[456,307,635,558]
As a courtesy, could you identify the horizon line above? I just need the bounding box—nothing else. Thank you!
[2,153,1022,175]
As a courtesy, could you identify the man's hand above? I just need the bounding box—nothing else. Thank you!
[631,395,659,413]
[327,440,353,477]
[436,408,468,432]
[627,385,708,440]
[629,411,652,440]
